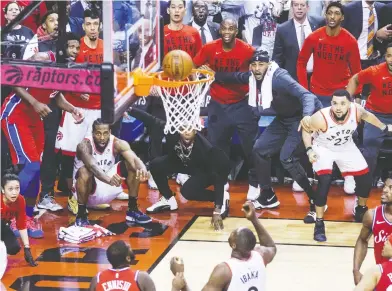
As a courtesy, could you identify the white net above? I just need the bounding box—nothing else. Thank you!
[154,71,214,134]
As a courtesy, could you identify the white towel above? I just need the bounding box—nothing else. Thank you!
[248,61,279,109]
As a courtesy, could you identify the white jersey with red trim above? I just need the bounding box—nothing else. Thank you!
[224,251,266,291]
[312,103,358,150]
[73,135,116,179]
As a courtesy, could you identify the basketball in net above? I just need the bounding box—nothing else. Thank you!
[162,50,194,81]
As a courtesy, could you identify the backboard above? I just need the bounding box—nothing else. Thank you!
[103,0,163,123]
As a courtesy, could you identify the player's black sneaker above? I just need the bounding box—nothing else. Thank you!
[304,208,316,224]
[353,205,368,223]
[314,220,327,242]
[257,188,280,209]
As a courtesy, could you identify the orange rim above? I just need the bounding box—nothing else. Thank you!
[151,68,214,88]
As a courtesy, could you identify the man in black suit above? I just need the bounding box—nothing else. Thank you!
[343,1,385,70]
[272,0,324,81]
[375,2,392,56]
[127,106,231,231]
[188,0,220,44]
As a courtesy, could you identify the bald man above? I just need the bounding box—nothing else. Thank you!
[172,201,276,291]
[193,19,259,201]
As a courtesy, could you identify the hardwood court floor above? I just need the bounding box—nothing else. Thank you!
[1,180,384,290]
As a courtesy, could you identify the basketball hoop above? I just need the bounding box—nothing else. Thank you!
[132,68,214,134]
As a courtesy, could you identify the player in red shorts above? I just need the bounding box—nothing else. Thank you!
[1,172,38,269]
[354,175,392,285]
[89,240,156,291]
[355,233,392,290]
[1,56,84,238]
[164,0,202,58]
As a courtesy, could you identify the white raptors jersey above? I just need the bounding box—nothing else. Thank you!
[73,135,116,179]
[312,103,358,150]
[225,251,266,291]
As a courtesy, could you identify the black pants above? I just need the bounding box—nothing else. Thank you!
[149,155,227,206]
[147,97,166,160]
[253,116,308,189]
[207,99,258,186]
[40,100,62,195]
[1,220,21,255]
[363,112,392,178]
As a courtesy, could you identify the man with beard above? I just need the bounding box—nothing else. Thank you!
[303,90,392,242]
[347,43,392,193]
[353,175,392,286]
[297,1,361,107]
[127,106,231,231]
[188,0,220,44]
[206,49,321,219]
[73,119,151,226]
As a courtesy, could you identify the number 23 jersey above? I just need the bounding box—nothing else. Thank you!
[312,103,359,150]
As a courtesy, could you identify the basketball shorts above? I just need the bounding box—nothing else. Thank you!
[55,108,101,156]
[72,162,123,206]
[312,143,369,176]
[1,117,44,164]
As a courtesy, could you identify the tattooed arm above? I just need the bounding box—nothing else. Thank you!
[76,139,112,184]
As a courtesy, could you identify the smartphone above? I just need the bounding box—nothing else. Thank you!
[243,205,250,211]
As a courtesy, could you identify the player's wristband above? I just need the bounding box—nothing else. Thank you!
[213,211,221,215]
[306,147,313,153]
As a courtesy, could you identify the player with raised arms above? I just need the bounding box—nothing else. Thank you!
[170,201,276,291]
[353,175,392,285]
[72,118,151,226]
[302,90,392,242]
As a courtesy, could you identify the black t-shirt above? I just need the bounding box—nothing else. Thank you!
[2,25,34,59]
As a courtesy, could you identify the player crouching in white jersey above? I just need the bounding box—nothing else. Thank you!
[72,118,151,226]
[171,201,276,291]
[302,89,392,242]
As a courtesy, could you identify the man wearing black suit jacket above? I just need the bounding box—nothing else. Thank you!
[343,0,385,70]
[188,0,220,44]
[127,107,231,231]
[272,0,324,81]
[375,2,392,56]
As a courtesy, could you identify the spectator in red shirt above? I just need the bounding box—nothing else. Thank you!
[297,1,361,107]
[1,172,37,267]
[193,18,259,201]
[347,43,392,182]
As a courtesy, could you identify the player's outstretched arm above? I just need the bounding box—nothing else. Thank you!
[202,263,231,291]
[137,271,156,291]
[76,140,111,184]
[128,107,166,131]
[213,71,251,85]
[54,92,84,123]
[242,201,277,265]
[356,104,392,136]
[353,209,374,285]
[347,73,360,98]
[353,265,381,291]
